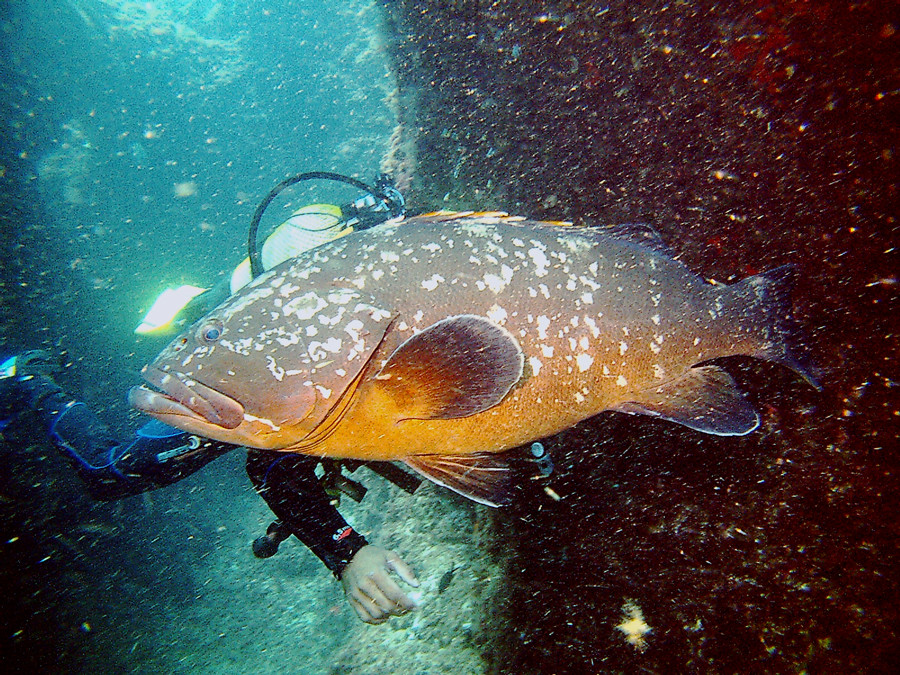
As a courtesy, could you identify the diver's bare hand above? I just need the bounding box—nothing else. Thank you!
[340,545,419,624]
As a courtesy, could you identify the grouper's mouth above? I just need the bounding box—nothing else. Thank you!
[128,366,245,429]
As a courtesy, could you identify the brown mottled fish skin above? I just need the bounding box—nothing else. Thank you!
[130,213,815,495]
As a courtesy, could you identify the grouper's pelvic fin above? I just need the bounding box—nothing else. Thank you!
[404,453,512,507]
[740,265,822,391]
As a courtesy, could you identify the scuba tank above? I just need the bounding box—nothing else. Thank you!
[135,172,405,334]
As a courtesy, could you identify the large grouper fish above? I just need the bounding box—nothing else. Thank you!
[130,212,819,506]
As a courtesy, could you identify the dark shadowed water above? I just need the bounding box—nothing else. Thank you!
[2,1,897,673]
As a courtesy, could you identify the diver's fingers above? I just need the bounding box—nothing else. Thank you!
[385,551,420,588]
[369,570,416,612]
[355,573,397,614]
[349,595,387,624]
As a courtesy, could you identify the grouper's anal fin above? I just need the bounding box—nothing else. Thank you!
[404,453,512,507]
[613,365,760,436]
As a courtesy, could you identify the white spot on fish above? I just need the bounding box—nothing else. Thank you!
[574,392,585,403]
[584,316,600,338]
[540,344,554,358]
[266,355,285,381]
[650,342,662,354]
[652,364,666,379]
[486,304,508,325]
[318,306,346,327]
[413,310,424,323]
[576,353,594,372]
[483,265,514,293]
[422,274,445,291]
[529,355,543,376]
[579,336,590,351]
[581,292,594,304]
[651,314,661,325]
[616,375,628,387]
[579,275,602,291]
[244,414,281,431]
[327,290,356,305]
[369,307,392,322]
[283,292,328,320]
[693,337,701,346]
[307,342,328,361]
[619,341,628,355]
[380,251,400,263]
[529,247,550,277]
[315,385,332,399]
[275,333,303,347]
[372,269,385,281]
[345,319,364,342]
[295,266,322,281]
[322,337,342,353]
[536,316,551,340]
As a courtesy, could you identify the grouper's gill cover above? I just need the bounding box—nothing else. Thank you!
[130,212,819,507]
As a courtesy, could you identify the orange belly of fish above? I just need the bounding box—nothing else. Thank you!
[286,375,608,461]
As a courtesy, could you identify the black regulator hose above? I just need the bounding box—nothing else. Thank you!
[248,171,402,279]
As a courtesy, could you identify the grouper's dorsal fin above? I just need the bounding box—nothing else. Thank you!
[404,453,512,507]
[613,365,760,436]
[375,314,524,420]
[598,223,681,259]
[412,211,575,227]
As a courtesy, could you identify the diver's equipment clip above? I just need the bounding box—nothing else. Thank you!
[529,442,554,478]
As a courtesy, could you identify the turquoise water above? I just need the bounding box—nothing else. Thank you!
[1,1,897,673]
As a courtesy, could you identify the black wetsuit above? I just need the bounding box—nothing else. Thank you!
[0,373,368,577]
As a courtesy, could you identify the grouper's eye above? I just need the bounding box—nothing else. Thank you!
[196,319,224,345]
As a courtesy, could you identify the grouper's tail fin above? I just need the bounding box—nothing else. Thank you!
[742,265,822,390]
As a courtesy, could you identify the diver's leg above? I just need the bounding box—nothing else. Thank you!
[2,363,233,500]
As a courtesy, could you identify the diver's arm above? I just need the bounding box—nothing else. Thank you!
[245,452,370,575]
[245,451,419,624]
[1,373,232,501]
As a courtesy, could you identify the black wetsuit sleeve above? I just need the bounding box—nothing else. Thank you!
[246,451,369,578]
[2,375,232,501]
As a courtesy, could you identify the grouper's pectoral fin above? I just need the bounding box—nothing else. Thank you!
[613,365,760,436]
[404,453,511,507]
[375,314,524,420]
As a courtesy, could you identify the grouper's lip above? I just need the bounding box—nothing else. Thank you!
[130,366,245,430]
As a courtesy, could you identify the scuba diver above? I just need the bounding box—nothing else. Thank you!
[0,173,423,625]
